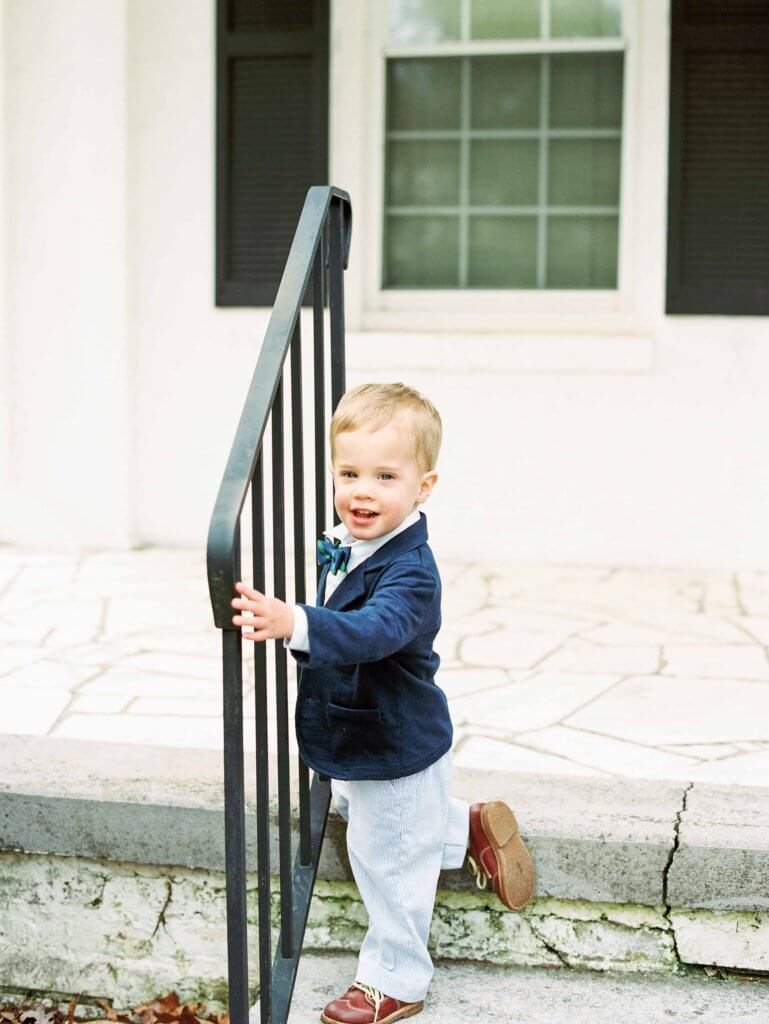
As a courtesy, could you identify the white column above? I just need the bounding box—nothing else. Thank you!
[2,0,133,547]
[0,6,8,504]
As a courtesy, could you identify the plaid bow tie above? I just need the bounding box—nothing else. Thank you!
[317,536,351,575]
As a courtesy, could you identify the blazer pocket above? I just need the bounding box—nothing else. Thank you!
[325,702,388,765]
[326,702,381,723]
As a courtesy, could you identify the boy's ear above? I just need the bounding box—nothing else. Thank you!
[419,470,438,500]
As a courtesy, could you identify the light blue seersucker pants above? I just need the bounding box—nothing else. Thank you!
[330,747,471,1003]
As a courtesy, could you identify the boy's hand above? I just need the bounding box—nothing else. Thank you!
[231,581,295,642]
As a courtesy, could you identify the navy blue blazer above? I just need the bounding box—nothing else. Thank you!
[290,511,453,780]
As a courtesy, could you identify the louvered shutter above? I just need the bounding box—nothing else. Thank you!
[666,0,769,315]
[216,0,329,306]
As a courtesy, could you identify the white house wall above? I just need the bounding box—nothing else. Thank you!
[1,0,768,570]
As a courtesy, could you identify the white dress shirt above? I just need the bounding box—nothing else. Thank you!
[283,506,422,653]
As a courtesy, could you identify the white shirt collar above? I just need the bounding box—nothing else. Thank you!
[323,506,421,557]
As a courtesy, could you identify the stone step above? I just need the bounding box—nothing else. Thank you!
[258,950,768,1024]
[1,733,768,1005]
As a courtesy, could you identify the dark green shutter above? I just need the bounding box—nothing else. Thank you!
[216,0,329,306]
[666,0,769,315]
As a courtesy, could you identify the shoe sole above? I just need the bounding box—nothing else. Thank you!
[481,800,536,911]
[321,1001,424,1024]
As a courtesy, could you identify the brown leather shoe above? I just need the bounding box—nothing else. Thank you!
[320,981,424,1024]
[466,800,536,911]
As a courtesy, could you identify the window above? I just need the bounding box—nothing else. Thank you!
[382,0,625,290]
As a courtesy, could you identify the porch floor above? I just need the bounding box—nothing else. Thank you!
[2,544,768,788]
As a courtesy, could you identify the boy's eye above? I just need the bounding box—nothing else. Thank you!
[339,471,395,480]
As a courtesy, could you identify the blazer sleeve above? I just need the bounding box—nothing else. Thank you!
[289,558,437,669]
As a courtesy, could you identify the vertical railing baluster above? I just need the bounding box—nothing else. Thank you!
[271,378,294,960]
[329,198,346,413]
[290,316,312,867]
[223,527,248,1024]
[314,235,328,559]
[251,452,272,1021]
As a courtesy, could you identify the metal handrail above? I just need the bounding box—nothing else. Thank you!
[207,186,351,625]
[206,185,352,1024]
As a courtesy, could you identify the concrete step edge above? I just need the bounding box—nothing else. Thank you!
[1,733,768,913]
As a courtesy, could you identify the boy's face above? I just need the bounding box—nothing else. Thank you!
[331,411,438,540]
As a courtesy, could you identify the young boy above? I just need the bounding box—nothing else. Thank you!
[231,383,535,1024]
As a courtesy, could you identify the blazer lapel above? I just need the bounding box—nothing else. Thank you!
[323,563,371,611]
[316,561,330,605]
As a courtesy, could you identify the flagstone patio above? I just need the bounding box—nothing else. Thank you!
[2,544,769,787]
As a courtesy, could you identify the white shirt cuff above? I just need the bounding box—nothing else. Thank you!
[283,603,310,652]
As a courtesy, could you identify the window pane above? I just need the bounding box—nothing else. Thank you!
[387,141,461,206]
[470,140,539,206]
[387,59,461,130]
[471,56,540,129]
[547,216,618,287]
[389,0,460,43]
[382,52,624,289]
[550,53,623,129]
[471,0,540,39]
[468,217,538,287]
[549,139,620,206]
[388,0,622,42]
[551,0,622,38]
[384,216,459,286]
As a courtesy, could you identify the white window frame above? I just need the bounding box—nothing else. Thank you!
[350,0,643,333]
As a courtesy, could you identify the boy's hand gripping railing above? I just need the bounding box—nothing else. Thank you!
[206,186,352,1024]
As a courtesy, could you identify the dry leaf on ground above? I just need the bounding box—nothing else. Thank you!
[0,994,229,1024]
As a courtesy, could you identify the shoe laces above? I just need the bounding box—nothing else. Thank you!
[466,853,488,891]
[351,982,386,1022]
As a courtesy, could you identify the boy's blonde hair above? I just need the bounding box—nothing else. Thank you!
[330,383,442,475]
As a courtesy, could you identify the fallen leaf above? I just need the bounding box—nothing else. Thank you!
[65,996,79,1024]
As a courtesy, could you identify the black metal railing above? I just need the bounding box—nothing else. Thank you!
[207,186,352,1024]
